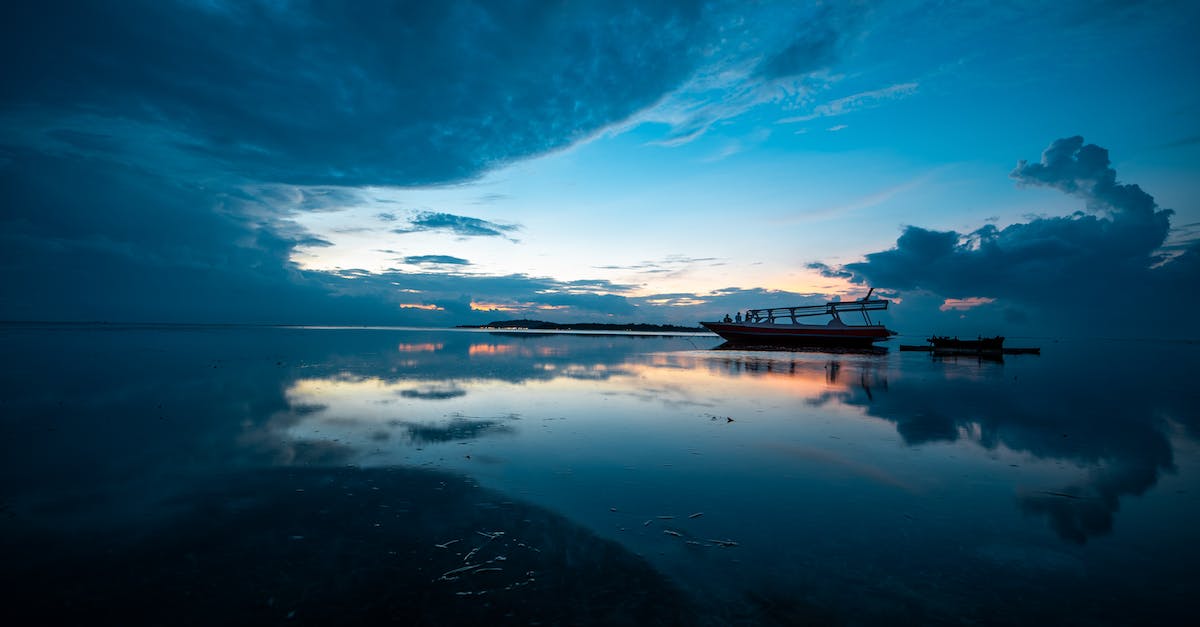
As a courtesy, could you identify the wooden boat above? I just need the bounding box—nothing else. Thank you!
[701,289,896,347]
[927,335,1004,351]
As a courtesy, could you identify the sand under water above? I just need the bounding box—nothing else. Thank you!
[3,466,701,626]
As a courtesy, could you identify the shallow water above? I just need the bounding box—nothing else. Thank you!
[2,325,1198,624]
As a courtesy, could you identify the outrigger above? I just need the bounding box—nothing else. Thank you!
[701,289,897,347]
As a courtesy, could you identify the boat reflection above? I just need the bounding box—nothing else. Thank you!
[712,341,889,355]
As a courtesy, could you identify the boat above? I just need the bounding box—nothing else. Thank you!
[926,335,1004,351]
[899,336,1040,356]
[701,289,896,347]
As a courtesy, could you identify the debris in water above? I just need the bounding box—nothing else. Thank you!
[688,512,704,519]
[643,519,653,526]
[663,530,683,537]
[438,563,478,580]
[656,515,675,520]
[707,539,738,547]
[437,555,509,581]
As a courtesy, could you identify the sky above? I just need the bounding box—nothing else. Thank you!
[2,0,1199,337]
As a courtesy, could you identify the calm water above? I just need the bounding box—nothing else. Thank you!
[2,325,1198,625]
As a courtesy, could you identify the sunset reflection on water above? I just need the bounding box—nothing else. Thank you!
[3,326,1198,624]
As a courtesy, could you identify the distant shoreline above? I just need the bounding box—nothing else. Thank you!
[455,319,706,333]
[0,319,710,334]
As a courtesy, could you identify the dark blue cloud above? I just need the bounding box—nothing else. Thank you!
[819,137,1198,335]
[402,255,470,266]
[752,5,849,79]
[393,212,519,238]
[321,271,642,322]
[2,0,710,187]
[805,262,854,281]
[561,279,640,293]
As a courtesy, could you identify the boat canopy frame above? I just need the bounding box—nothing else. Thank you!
[745,297,890,326]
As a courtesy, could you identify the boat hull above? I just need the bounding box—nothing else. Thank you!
[926,336,1004,351]
[701,321,895,347]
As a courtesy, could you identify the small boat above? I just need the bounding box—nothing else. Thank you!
[900,336,1040,356]
[926,335,1004,351]
[701,289,896,347]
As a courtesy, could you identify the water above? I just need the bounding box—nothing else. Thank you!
[2,325,1197,624]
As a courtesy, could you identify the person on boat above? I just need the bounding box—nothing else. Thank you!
[735,311,742,323]
[723,314,732,322]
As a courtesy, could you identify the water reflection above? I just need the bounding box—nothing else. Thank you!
[269,337,1194,545]
[713,343,1198,544]
[400,413,518,444]
[2,326,1198,624]
[260,335,1198,549]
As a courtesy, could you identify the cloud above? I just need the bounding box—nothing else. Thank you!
[806,262,855,280]
[392,212,519,238]
[0,147,415,324]
[939,297,995,312]
[779,82,919,123]
[560,278,640,293]
[0,139,856,327]
[4,1,714,187]
[751,6,845,80]
[308,270,644,323]
[473,193,510,205]
[0,1,887,326]
[1157,134,1200,150]
[594,255,723,277]
[632,287,829,321]
[402,255,470,266]
[632,3,868,146]
[817,137,1198,335]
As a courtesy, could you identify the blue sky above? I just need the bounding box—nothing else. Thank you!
[2,0,1198,336]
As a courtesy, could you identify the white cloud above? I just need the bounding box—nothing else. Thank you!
[779,82,919,124]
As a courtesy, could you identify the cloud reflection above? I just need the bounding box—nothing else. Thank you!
[396,415,517,445]
[705,345,1192,544]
